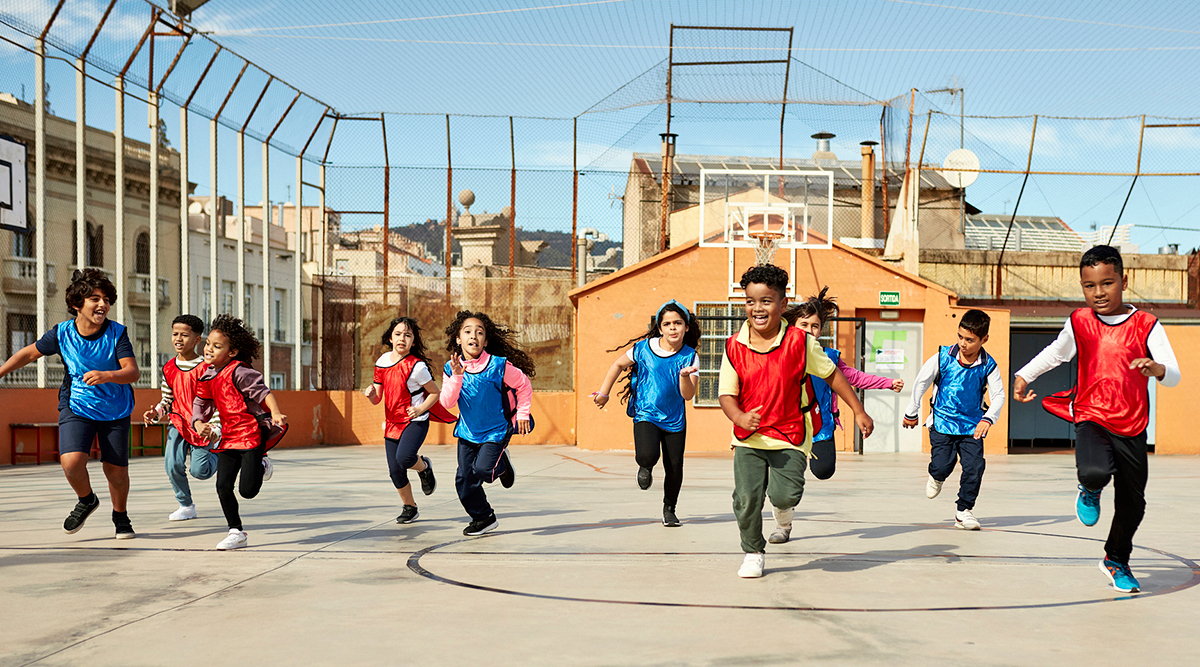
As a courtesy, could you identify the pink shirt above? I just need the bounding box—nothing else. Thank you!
[439,350,533,420]
[828,358,894,429]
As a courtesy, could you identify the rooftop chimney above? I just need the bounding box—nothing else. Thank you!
[812,132,836,162]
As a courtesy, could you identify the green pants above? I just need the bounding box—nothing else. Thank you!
[732,446,807,553]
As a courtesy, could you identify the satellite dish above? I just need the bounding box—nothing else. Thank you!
[939,148,980,188]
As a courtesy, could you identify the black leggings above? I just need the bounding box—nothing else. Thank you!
[810,439,837,480]
[215,444,265,531]
[633,421,686,507]
[385,421,430,489]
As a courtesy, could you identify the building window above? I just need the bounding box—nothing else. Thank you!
[243,284,253,325]
[72,221,104,267]
[220,280,234,315]
[200,277,212,324]
[135,322,151,368]
[335,258,348,275]
[273,288,286,342]
[693,302,745,407]
[135,232,150,274]
[7,313,36,358]
[270,372,286,390]
[12,220,33,258]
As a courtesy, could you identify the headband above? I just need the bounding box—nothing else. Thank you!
[657,299,691,321]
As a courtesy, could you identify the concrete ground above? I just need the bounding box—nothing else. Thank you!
[2,444,1199,667]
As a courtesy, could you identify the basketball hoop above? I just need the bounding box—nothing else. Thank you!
[748,230,784,266]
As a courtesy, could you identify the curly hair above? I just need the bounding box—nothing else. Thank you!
[739,263,789,299]
[607,301,701,407]
[208,314,261,362]
[65,268,118,316]
[381,316,432,367]
[444,310,536,377]
[785,285,837,327]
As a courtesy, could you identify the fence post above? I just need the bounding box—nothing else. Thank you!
[149,93,160,386]
[445,115,452,301]
[294,155,302,390]
[35,38,47,388]
[318,163,326,389]
[209,119,219,321]
[76,59,86,270]
[262,141,271,383]
[180,106,189,308]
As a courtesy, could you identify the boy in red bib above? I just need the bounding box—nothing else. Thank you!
[719,265,875,579]
[1014,245,1180,593]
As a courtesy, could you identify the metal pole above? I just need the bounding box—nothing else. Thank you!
[76,59,86,270]
[572,117,578,283]
[237,131,245,320]
[317,164,326,389]
[180,106,189,307]
[381,113,389,308]
[209,119,218,320]
[149,93,160,386]
[509,116,515,278]
[445,114,452,300]
[294,155,302,390]
[35,39,47,389]
[904,88,915,177]
[996,115,1038,298]
[879,105,890,239]
[1108,115,1146,245]
[262,141,271,383]
[662,25,674,255]
[115,77,126,331]
[778,28,794,198]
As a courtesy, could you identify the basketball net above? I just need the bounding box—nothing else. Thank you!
[748,231,784,266]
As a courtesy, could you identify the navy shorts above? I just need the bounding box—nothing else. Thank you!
[58,407,131,466]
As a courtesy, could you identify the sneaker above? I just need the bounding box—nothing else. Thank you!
[396,505,419,524]
[417,456,437,496]
[955,509,981,530]
[463,515,499,536]
[262,456,274,482]
[926,475,944,499]
[768,505,794,544]
[169,504,197,521]
[662,505,680,527]
[63,496,100,534]
[1100,558,1141,593]
[768,525,792,544]
[738,552,765,578]
[499,451,515,489]
[1076,485,1101,526]
[216,529,248,550]
[114,516,136,540]
[637,466,652,490]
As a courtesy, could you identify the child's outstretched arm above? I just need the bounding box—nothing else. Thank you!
[902,354,939,428]
[1014,322,1076,402]
[0,343,43,380]
[593,354,634,408]
[502,362,533,435]
[837,358,902,392]
[678,363,699,401]
[826,367,874,438]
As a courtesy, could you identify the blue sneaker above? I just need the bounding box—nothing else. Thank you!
[1100,558,1140,593]
[1076,485,1101,526]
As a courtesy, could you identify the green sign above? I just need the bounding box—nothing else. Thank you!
[879,291,900,306]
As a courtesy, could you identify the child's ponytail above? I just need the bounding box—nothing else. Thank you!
[784,286,837,327]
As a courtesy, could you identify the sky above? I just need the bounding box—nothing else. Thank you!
[2,0,1200,253]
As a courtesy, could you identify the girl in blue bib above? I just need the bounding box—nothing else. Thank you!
[439,310,535,537]
[594,300,700,527]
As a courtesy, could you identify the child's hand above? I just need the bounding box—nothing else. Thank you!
[1129,357,1165,379]
[680,364,699,378]
[973,421,991,439]
[194,421,214,441]
[142,407,160,425]
[902,416,919,429]
[855,412,874,438]
[591,391,609,408]
[515,418,531,435]
[406,405,426,419]
[890,378,904,393]
[736,406,763,432]
[272,413,287,427]
[81,370,108,386]
[363,384,378,400]
[1012,375,1037,403]
[450,353,465,376]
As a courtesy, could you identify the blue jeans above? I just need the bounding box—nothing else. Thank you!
[928,429,986,512]
[165,426,218,506]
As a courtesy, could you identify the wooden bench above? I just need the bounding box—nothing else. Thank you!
[10,422,168,465]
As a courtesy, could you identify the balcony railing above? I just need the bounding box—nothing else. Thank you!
[0,364,65,387]
[128,274,171,308]
[3,257,56,295]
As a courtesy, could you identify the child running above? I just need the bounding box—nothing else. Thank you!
[903,309,1004,531]
[790,287,903,487]
[719,265,874,578]
[0,269,139,538]
[1013,245,1179,593]
[440,310,534,537]
[192,315,288,550]
[593,300,700,527]
[364,316,456,524]
[142,314,219,521]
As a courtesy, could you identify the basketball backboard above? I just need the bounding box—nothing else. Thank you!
[0,135,28,232]
[697,169,833,297]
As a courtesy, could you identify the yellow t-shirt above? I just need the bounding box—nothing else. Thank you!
[718,320,836,455]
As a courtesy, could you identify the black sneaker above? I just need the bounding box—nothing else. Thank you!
[499,450,515,489]
[663,505,681,527]
[396,505,419,524]
[637,466,653,490]
[63,496,100,534]
[114,516,136,540]
[417,456,436,496]
[463,515,499,536]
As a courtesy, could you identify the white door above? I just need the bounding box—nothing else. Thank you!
[863,321,923,453]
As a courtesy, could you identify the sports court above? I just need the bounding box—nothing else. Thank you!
[3,445,1199,666]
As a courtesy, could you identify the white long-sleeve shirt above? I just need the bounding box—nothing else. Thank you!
[904,349,1006,427]
[1015,306,1180,388]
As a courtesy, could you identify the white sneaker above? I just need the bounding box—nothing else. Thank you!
[768,506,794,544]
[262,457,273,482]
[168,504,197,521]
[738,553,765,578]
[216,529,248,550]
[926,475,944,499]
[955,509,980,530]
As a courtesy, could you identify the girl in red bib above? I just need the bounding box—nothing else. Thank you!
[192,315,288,551]
[365,317,456,524]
